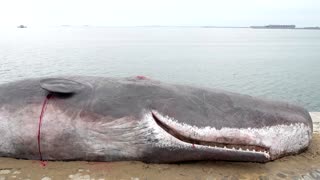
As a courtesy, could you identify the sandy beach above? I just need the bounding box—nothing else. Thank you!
[0,112,319,180]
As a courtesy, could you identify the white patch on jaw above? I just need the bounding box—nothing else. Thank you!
[142,110,312,159]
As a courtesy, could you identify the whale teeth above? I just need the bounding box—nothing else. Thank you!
[209,144,267,155]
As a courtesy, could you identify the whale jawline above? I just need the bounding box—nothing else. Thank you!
[151,111,270,154]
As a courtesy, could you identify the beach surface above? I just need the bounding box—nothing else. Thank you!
[1,112,320,180]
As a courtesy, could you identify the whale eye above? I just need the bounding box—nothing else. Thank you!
[40,78,85,94]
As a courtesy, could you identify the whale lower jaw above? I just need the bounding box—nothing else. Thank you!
[142,110,312,162]
[151,111,270,157]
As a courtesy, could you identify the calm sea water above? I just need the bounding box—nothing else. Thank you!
[0,27,319,111]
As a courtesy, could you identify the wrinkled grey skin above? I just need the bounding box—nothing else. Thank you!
[0,76,313,163]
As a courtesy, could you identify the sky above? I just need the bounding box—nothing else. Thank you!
[0,0,319,27]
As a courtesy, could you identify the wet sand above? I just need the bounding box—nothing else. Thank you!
[1,112,320,180]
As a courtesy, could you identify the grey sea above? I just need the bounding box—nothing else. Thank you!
[0,27,319,111]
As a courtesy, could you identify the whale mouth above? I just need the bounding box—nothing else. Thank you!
[151,111,270,156]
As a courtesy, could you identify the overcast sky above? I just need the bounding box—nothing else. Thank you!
[0,0,319,27]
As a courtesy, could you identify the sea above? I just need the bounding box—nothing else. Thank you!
[0,27,319,111]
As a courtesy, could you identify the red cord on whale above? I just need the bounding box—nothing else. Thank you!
[37,93,53,167]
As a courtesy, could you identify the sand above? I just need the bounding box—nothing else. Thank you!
[1,112,320,180]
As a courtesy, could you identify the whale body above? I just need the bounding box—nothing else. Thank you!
[0,76,313,163]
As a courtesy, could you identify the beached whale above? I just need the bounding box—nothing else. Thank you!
[0,76,313,163]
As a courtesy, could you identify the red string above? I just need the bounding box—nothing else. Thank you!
[37,94,52,167]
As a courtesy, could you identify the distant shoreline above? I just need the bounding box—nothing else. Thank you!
[57,25,320,30]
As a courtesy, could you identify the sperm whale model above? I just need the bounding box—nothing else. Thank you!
[0,76,313,163]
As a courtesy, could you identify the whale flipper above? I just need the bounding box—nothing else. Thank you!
[40,78,85,94]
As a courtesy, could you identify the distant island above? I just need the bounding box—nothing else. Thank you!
[251,25,296,29]
[250,25,320,30]
[302,27,320,30]
[17,25,27,28]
